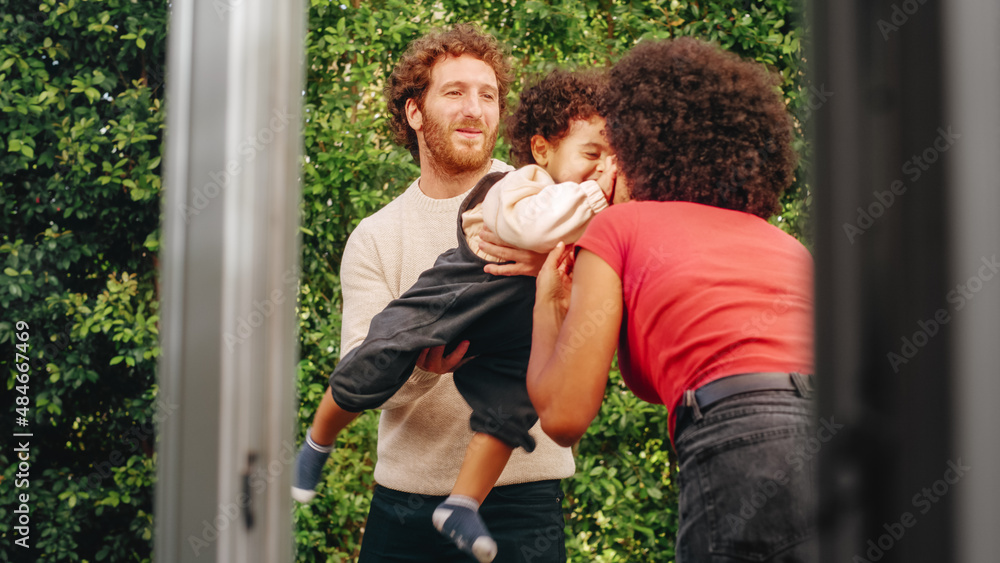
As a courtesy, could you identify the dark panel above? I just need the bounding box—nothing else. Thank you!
[812,1,953,562]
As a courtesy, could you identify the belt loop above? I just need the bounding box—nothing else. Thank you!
[790,372,815,399]
[683,389,703,422]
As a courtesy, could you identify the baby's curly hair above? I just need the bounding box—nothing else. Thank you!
[600,38,796,218]
[385,23,512,160]
[505,70,608,168]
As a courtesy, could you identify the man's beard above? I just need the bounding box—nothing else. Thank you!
[422,114,497,175]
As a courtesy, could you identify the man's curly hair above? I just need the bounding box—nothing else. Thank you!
[385,23,512,160]
[504,70,608,168]
[600,38,796,218]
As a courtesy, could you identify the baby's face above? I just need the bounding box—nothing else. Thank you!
[543,116,614,184]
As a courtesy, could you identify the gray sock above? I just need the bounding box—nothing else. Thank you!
[432,495,498,563]
[291,430,332,503]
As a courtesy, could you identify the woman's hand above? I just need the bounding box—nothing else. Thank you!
[596,156,618,204]
[480,226,548,276]
[536,241,575,320]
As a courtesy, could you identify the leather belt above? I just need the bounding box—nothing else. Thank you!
[673,372,814,440]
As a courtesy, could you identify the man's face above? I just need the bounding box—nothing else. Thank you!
[408,54,500,174]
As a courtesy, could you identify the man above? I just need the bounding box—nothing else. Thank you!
[339,24,575,562]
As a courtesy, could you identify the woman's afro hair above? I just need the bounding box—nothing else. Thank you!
[600,37,797,218]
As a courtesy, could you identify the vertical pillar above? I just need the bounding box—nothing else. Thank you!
[156,0,304,561]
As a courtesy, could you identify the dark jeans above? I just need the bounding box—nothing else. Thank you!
[329,172,540,451]
[358,481,567,563]
[674,391,819,562]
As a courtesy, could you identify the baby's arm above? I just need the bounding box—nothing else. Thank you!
[481,164,613,253]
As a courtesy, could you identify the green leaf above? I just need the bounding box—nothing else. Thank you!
[4,267,19,276]
[110,356,125,365]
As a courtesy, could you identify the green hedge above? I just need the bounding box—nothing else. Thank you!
[1,0,165,560]
[1,1,809,561]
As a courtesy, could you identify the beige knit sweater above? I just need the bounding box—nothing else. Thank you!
[339,159,576,495]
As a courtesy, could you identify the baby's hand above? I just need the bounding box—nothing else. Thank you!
[596,156,618,203]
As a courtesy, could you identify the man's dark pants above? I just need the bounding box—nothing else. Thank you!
[359,481,567,562]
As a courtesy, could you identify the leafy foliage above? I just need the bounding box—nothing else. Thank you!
[1,0,810,561]
[0,0,165,560]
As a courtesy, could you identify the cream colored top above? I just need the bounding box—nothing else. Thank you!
[339,159,576,495]
[461,164,611,260]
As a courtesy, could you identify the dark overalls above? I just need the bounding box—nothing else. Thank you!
[330,172,540,451]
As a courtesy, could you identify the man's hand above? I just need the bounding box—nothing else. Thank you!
[416,341,474,374]
[480,226,548,277]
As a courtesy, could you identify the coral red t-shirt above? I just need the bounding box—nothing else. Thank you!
[576,201,814,438]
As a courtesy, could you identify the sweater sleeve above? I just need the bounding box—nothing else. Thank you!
[339,223,391,359]
[339,220,442,409]
[481,165,609,253]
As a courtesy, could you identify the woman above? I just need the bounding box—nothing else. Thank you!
[527,38,817,562]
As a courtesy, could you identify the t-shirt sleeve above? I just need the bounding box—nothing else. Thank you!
[575,204,630,277]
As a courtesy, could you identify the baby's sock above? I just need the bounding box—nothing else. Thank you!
[291,429,333,503]
[432,495,497,563]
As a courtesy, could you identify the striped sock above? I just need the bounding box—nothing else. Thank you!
[432,495,497,563]
[291,430,333,503]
